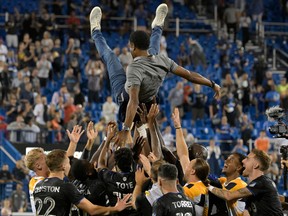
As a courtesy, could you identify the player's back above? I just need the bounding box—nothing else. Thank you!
[33,177,83,216]
[125,54,178,103]
[152,192,195,216]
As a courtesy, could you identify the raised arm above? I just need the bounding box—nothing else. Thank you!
[171,108,190,172]
[147,104,162,159]
[81,121,98,160]
[98,124,117,168]
[66,125,85,157]
[173,66,221,100]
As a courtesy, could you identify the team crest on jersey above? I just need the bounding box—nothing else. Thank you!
[123,177,127,181]
[249,182,256,187]
[178,194,182,198]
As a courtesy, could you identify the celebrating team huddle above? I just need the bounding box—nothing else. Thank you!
[24,3,284,216]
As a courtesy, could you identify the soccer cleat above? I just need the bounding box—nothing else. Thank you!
[90,6,102,34]
[151,3,168,29]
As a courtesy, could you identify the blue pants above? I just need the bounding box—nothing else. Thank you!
[91,27,163,122]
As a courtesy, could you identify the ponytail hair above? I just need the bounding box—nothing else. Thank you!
[194,158,210,186]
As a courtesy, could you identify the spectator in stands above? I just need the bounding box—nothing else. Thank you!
[134,4,148,30]
[85,59,104,106]
[0,164,13,200]
[51,38,64,78]
[182,128,195,146]
[5,95,21,124]
[207,139,221,176]
[0,62,10,103]
[252,85,265,116]
[177,43,191,67]
[222,91,239,127]
[168,81,184,116]
[51,84,70,106]
[223,4,239,42]
[277,77,288,105]
[65,38,82,63]
[7,115,25,142]
[41,31,54,52]
[265,84,281,108]
[0,38,8,63]
[16,43,27,69]
[162,126,175,152]
[22,116,40,143]
[216,116,234,152]
[254,130,270,153]
[63,68,78,94]
[64,96,77,125]
[74,86,85,107]
[102,96,118,123]
[119,47,133,71]
[70,57,82,81]
[232,138,248,155]
[239,11,251,47]
[251,0,264,23]
[38,10,54,37]
[6,49,18,76]
[191,84,207,123]
[37,53,52,88]
[160,35,168,57]
[67,10,81,27]
[33,95,46,128]
[1,198,12,216]
[12,160,28,183]
[188,38,207,68]
[5,14,18,49]
[19,82,34,104]
[239,114,253,146]
[266,152,280,184]
[10,183,27,213]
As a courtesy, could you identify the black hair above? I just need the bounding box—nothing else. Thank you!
[158,163,178,181]
[114,147,133,172]
[232,153,246,175]
[129,31,150,50]
[70,159,91,181]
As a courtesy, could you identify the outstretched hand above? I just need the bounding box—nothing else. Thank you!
[171,108,181,128]
[114,194,132,212]
[135,166,149,186]
[137,103,148,124]
[66,125,85,144]
[132,136,146,161]
[213,83,221,100]
[147,104,159,124]
[87,121,98,140]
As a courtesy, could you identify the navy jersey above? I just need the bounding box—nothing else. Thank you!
[246,175,283,216]
[33,177,84,216]
[152,192,195,216]
[98,168,137,216]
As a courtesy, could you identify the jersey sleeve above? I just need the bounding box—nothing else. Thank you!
[64,182,84,205]
[165,57,179,73]
[246,179,263,196]
[152,199,165,216]
[126,64,142,87]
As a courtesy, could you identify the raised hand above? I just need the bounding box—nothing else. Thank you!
[147,152,158,163]
[66,125,85,144]
[135,166,149,186]
[139,154,151,176]
[114,194,132,212]
[137,103,148,124]
[147,104,159,124]
[106,123,117,141]
[87,121,98,140]
[132,136,146,161]
[213,83,221,100]
[171,108,181,128]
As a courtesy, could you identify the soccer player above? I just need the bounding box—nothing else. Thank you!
[152,163,196,216]
[208,149,283,216]
[25,148,49,214]
[33,149,132,215]
[89,3,221,145]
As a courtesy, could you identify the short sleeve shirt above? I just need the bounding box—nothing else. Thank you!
[33,177,84,216]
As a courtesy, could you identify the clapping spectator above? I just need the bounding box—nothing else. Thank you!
[63,68,78,94]
[119,47,133,71]
[207,139,221,176]
[232,138,248,155]
[36,53,52,88]
[102,96,118,123]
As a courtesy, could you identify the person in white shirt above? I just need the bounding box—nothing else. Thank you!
[22,116,40,143]
[102,96,118,123]
[239,11,251,47]
[33,95,46,127]
[36,53,52,88]
[207,139,222,176]
[0,38,8,62]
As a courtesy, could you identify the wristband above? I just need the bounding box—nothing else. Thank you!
[210,80,215,89]
[175,127,181,129]
[208,185,215,192]
[137,124,147,138]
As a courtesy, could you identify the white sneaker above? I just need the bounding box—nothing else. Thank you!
[151,3,168,29]
[90,6,102,34]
